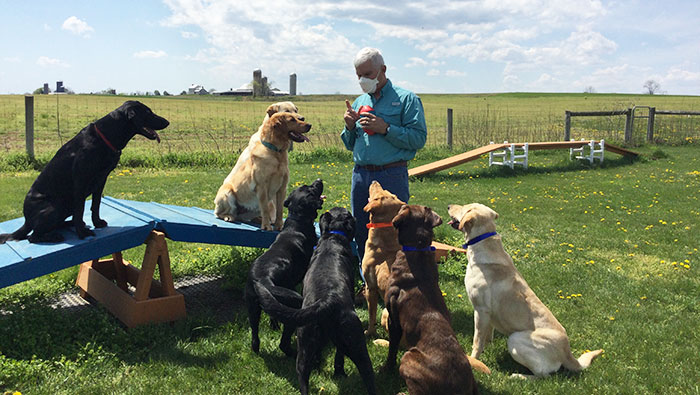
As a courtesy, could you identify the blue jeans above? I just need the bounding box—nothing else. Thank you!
[351,164,410,261]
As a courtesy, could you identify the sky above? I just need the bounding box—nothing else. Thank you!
[1,0,699,96]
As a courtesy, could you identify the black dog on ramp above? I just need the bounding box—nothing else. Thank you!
[245,179,324,357]
[255,207,376,395]
[0,100,169,244]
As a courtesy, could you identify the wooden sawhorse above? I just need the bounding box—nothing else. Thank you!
[75,230,186,328]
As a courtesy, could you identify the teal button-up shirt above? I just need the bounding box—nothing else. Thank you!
[340,80,427,166]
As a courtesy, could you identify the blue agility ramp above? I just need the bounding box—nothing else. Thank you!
[0,196,278,290]
[0,196,283,327]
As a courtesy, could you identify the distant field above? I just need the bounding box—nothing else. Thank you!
[0,93,698,156]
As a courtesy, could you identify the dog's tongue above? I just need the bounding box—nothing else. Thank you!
[300,133,310,142]
[143,127,161,143]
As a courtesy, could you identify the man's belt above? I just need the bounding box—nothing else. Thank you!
[357,160,407,172]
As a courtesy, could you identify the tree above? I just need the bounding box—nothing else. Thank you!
[584,86,596,94]
[163,91,171,96]
[33,87,44,94]
[643,80,661,95]
[154,90,161,96]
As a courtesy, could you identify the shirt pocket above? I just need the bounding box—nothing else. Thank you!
[379,105,402,126]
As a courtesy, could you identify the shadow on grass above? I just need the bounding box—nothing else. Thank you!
[0,276,247,369]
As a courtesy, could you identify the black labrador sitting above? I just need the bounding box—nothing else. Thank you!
[245,179,324,357]
[255,207,376,395]
[0,100,169,244]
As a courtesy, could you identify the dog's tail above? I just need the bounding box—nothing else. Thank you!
[0,222,31,244]
[466,355,492,375]
[563,349,604,372]
[253,281,326,326]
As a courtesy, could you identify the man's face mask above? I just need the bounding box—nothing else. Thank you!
[359,75,379,94]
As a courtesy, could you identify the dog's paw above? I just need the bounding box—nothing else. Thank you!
[373,339,390,348]
[76,227,96,239]
[364,328,377,337]
[93,218,108,228]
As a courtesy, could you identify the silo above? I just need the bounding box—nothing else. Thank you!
[289,73,297,96]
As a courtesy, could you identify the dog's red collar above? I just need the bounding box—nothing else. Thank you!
[366,222,393,229]
[94,124,118,152]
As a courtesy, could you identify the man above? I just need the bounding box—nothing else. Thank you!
[341,47,427,259]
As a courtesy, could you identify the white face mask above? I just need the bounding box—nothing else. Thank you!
[359,76,379,94]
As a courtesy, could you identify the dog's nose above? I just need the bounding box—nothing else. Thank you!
[298,116,305,121]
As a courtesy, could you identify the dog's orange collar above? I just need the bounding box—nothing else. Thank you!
[366,222,393,229]
[94,124,118,152]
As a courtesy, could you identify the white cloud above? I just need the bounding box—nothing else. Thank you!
[4,56,21,63]
[43,24,51,31]
[133,50,168,59]
[427,69,440,77]
[664,65,700,82]
[405,57,428,68]
[62,16,93,37]
[445,70,466,77]
[37,56,69,68]
[181,31,198,39]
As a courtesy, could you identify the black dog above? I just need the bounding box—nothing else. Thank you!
[0,100,169,244]
[245,179,324,357]
[255,207,376,395]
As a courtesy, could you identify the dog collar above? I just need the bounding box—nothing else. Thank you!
[402,246,436,252]
[94,124,118,153]
[366,222,393,229]
[463,232,498,248]
[327,230,348,238]
[261,140,282,152]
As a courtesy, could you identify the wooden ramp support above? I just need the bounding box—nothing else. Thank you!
[409,141,639,177]
[76,230,186,328]
[432,241,466,261]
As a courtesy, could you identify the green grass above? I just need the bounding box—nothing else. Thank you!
[1,144,699,394]
[1,93,698,157]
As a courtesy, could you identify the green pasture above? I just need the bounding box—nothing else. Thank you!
[0,93,698,158]
[1,142,699,394]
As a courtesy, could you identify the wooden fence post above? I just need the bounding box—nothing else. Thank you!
[25,95,34,160]
[564,111,571,141]
[647,107,656,143]
[446,108,453,149]
[624,108,633,144]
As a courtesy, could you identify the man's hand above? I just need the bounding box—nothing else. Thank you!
[344,100,360,130]
[359,112,389,135]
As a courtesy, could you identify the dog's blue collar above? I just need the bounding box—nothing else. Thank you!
[262,140,282,152]
[327,230,348,238]
[402,245,436,252]
[463,232,498,248]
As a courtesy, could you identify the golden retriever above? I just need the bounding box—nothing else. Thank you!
[214,112,311,230]
[447,203,603,378]
[228,102,298,179]
[361,181,404,337]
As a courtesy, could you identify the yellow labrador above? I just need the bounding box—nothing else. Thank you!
[447,203,603,378]
[214,112,311,230]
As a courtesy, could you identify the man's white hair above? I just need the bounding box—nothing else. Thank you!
[354,47,384,70]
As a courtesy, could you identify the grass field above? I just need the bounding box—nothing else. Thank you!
[1,139,699,393]
[0,93,699,158]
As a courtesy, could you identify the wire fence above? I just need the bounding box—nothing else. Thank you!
[1,94,698,156]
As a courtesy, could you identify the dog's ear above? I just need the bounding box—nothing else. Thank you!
[459,209,475,232]
[489,207,499,220]
[392,204,410,228]
[426,207,443,228]
[284,194,291,208]
[319,211,331,233]
[266,104,279,118]
[363,199,380,213]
